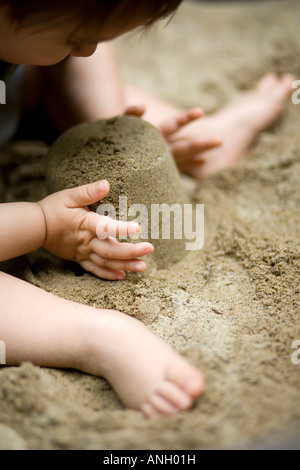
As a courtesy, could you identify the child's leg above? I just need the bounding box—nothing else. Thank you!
[21,44,293,179]
[0,271,203,417]
[42,44,293,179]
[125,74,294,179]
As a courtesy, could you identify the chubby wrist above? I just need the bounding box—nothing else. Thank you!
[0,201,48,262]
[36,201,47,249]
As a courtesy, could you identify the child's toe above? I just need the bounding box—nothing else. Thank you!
[156,381,193,410]
[258,74,278,91]
[141,402,161,418]
[148,392,179,415]
[166,362,205,398]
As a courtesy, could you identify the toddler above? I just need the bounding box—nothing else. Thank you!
[0,0,293,417]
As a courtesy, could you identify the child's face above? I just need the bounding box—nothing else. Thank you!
[2,27,102,66]
[0,10,134,65]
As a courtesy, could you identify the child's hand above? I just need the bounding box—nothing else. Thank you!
[158,108,223,170]
[124,105,222,171]
[38,180,154,280]
[124,105,146,118]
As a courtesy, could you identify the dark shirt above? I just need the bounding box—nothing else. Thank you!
[0,60,18,82]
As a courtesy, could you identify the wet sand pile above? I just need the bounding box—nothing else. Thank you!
[46,116,189,267]
[0,0,299,450]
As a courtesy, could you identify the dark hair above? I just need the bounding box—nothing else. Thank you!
[1,0,182,31]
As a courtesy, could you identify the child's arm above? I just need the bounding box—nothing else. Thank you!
[43,44,125,132]
[0,180,154,279]
[0,202,46,262]
[42,43,222,168]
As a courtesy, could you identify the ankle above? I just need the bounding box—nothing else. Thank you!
[75,308,126,377]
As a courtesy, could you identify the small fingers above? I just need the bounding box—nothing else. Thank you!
[66,180,110,209]
[96,216,141,239]
[124,105,146,118]
[80,259,126,280]
[90,252,147,273]
[91,237,154,260]
[160,108,204,137]
[170,137,222,165]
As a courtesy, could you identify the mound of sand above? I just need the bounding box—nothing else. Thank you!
[46,116,189,267]
[0,0,299,450]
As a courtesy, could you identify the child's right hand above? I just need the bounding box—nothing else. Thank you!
[38,180,154,280]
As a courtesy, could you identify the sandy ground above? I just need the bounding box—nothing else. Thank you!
[0,0,300,450]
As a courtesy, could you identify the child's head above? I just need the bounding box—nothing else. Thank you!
[0,0,182,65]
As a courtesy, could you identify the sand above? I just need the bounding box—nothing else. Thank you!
[0,0,299,450]
[46,116,189,268]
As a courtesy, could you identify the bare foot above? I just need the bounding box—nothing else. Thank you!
[82,309,204,417]
[0,271,203,419]
[179,74,294,179]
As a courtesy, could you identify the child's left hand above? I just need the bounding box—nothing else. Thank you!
[125,106,222,172]
[158,108,222,171]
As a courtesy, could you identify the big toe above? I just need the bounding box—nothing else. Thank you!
[258,73,279,92]
[280,74,295,96]
[166,361,205,398]
[141,362,204,418]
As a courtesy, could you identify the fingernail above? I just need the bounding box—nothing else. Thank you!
[98,180,107,192]
[135,262,145,271]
